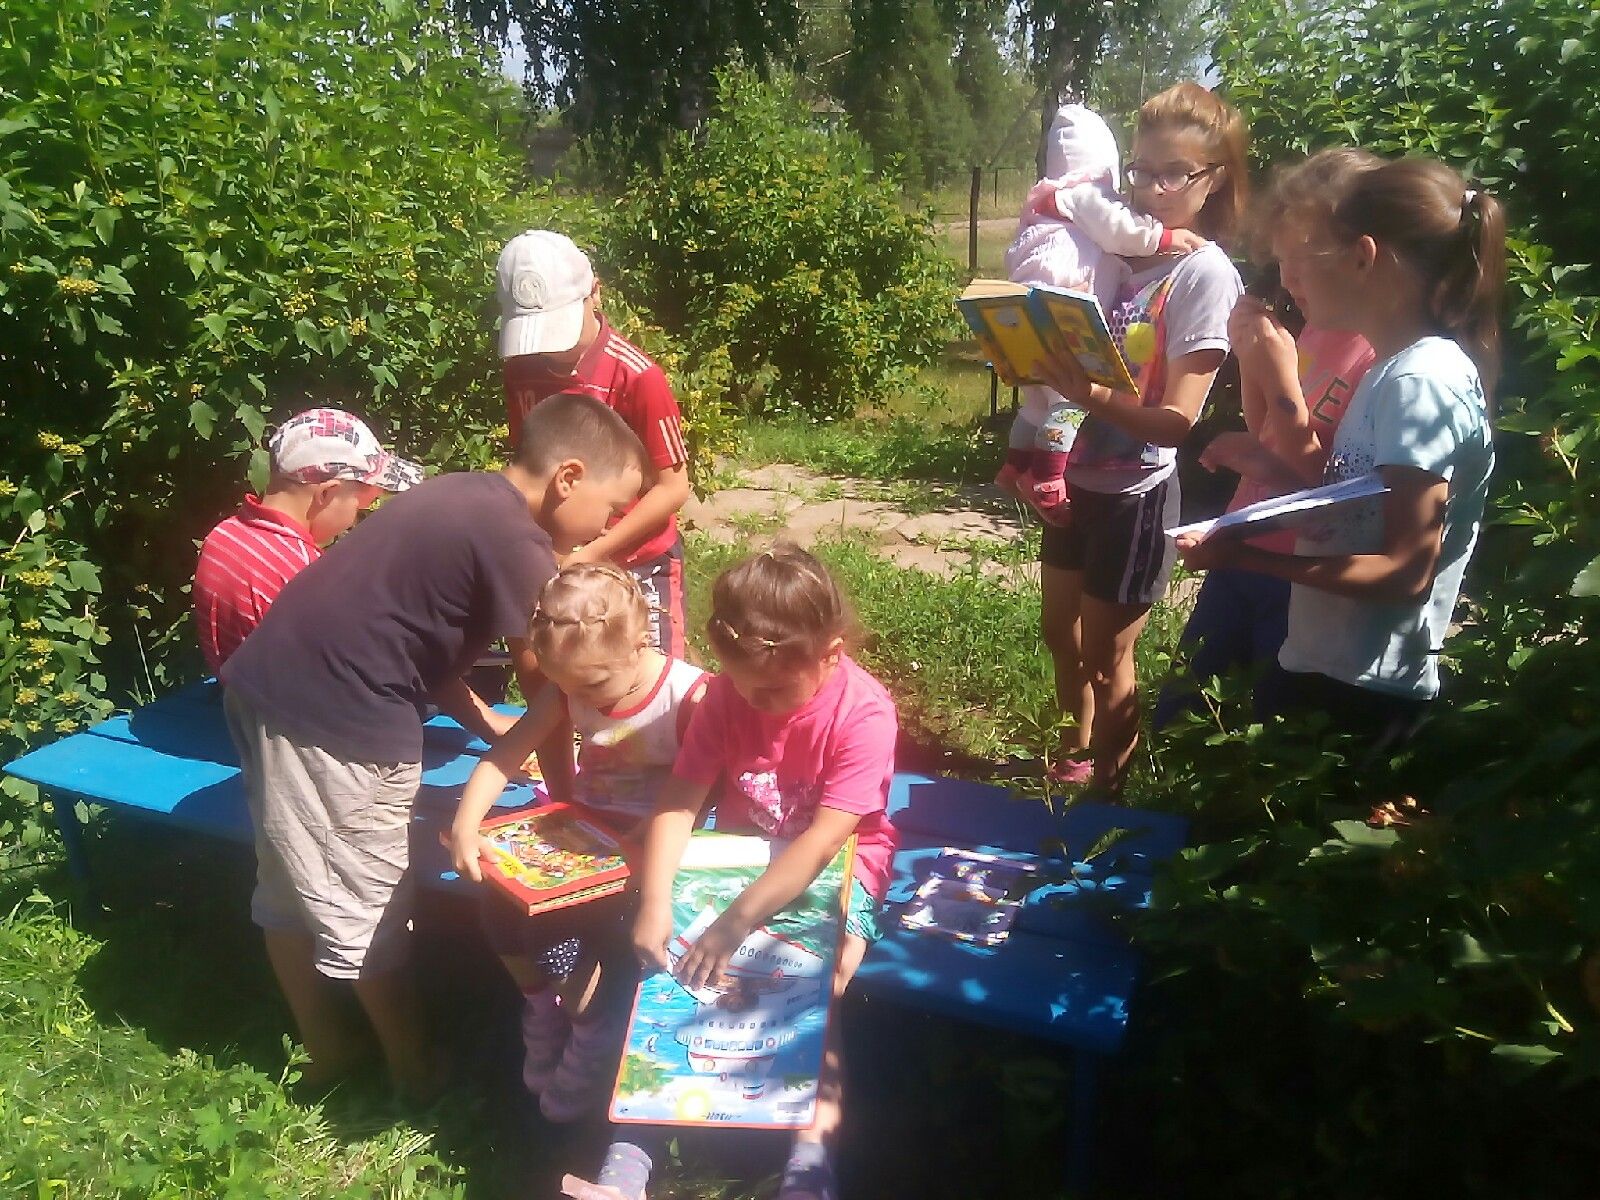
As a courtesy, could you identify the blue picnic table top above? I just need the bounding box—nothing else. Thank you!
[3,682,1188,1060]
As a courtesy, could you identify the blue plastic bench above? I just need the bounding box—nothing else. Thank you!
[3,689,1187,1189]
[1,680,541,896]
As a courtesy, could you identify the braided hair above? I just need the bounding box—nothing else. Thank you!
[529,562,651,666]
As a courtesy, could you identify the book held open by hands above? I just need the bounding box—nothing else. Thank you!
[956,278,1138,394]
[1166,473,1390,543]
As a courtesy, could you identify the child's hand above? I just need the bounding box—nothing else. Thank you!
[632,901,674,973]
[675,912,752,994]
[449,823,487,883]
[1201,431,1278,481]
[1175,531,1231,573]
[1166,228,1209,254]
[1023,178,1061,220]
[1228,297,1297,377]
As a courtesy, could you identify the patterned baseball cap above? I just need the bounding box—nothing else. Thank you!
[267,408,424,492]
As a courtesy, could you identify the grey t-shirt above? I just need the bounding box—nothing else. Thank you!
[1279,336,1493,698]
[1066,243,1243,495]
[223,472,556,762]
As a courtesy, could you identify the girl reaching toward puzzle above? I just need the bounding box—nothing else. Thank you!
[565,544,899,1200]
[449,564,705,1123]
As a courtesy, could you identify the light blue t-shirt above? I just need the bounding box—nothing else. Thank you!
[1279,336,1493,699]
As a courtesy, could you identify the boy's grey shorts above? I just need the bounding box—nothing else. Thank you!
[224,689,422,980]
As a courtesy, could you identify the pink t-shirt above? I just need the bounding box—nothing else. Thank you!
[673,655,899,900]
[1230,326,1377,553]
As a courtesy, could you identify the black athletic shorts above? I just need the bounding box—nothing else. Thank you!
[1039,476,1180,607]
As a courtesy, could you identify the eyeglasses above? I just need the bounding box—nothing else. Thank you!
[1125,163,1220,192]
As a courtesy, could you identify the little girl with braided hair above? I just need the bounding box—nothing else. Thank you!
[450,563,706,1123]
[568,543,899,1200]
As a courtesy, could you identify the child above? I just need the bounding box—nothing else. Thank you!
[573,545,899,1200]
[448,563,706,1121]
[497,230,692,657]
[1031,82,1249,794]
[1176,157,1503,753]
[221,394,646,1099]
[194,408,422,673]
[1153,148,1380,728]
[999,103,1207,523]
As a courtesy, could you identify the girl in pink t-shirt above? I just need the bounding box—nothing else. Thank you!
[575,545,897,1200]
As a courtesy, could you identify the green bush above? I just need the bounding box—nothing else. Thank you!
[1120,0,1600,1180]
[598,66,960,420]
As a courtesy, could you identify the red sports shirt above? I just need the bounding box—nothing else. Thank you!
[194,495,320,674]
[502,318,687,564]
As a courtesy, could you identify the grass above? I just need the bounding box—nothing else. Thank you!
[936,219,1015,280]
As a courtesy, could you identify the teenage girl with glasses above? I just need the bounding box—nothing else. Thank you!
[1031,82,1250,797]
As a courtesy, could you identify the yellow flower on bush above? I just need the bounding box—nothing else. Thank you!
[9,262,29,276]
[71,256,93,273]
[15,689,38,706]
[37,431,63,450]
[25,721,41,734]
[58,690,83,706]
[448,215,466,231]
[59,443,84,458]
[17,570,55,587]
[55,719,78,733]
[56,276,100,297]
[109,191,127,207]
[0,478,15,497]
[348,316,367,336]
[27,638,51,656]
[37,673,56,687]
[20,618,42,631]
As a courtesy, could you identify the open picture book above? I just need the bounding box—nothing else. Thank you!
[610,832,854,1130]
[463,803,631,916]
[956,278,1139,394]
[1166,472,1390,543]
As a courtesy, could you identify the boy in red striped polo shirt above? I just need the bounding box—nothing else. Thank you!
[497,230,692,657]
[194,409,422,673]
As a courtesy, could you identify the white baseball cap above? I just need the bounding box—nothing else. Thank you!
[268,408,424,492]
[497,230,595,359]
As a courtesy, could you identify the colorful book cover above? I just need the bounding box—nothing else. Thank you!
[471,803,630,916]
[609,832,854,1130]
[897,848,1039,947]
[956,278,1138,394]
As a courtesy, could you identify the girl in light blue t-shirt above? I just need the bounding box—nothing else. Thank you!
[1176,155,1505,752]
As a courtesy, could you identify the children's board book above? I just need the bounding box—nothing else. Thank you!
[898,848,1039,947]
[957,278,1139,394]
[610,831,854,1130]
[1166,472,1389,543]
[467,803,630,916]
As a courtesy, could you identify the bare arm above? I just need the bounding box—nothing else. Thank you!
[1036,344,1227,448]
[510,636,575,804]
[631,774,714,970]
[1177,465,1448,604]
[431,675,517,743]
[447,687,563,881]
[567,462,691,567]
[675,806,862,993]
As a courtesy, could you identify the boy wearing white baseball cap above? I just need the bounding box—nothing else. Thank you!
[498,230,693,658]
[194,408,423,673]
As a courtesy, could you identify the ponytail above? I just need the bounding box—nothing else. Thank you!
[1332,159,1506,397]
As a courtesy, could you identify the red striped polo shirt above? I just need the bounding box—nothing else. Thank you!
[502,317,687,564]
[194,495,320,674]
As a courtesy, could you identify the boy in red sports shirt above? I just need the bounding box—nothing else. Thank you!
[497,230,691,657]
[194,408,422,674]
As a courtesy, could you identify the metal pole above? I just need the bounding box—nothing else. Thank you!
[969,166,981,276]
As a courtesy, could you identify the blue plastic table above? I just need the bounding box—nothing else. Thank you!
[3,687,1187,1189]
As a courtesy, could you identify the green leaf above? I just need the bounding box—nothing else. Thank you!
[65,561,101,593]
[200,312,229,342]
[1573,554,1600,597]
[189,398,218,438]
[1491,1043,1561,1067]
[1330,819,1399,848]
[91,206,118,245]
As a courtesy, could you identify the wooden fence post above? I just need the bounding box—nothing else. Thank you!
[969,165,981,276]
